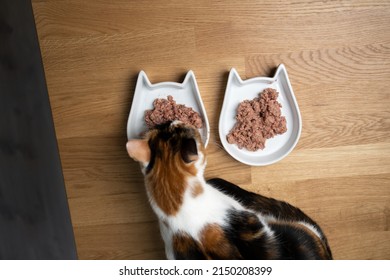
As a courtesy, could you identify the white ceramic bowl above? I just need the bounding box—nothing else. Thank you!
[219,64,302,166]
[127,71,210,147]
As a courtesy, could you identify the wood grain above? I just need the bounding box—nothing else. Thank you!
[32,0,390,259]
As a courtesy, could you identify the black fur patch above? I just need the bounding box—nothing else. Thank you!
[269,222,330,259]
[223,209,277,259]
[208,178,333,259]
[180,137,198,163]
[145,122,199,172]
[145,137,156,174]
[208,178,317,226]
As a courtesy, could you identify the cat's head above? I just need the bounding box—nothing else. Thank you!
[126,121,206,176]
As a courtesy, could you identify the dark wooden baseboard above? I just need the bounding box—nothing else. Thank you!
[0,0,77,259]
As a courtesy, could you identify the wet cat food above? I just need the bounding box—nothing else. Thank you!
[226,88,287,151]
[145,95,203,129]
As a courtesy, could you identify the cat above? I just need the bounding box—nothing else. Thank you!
[126,121,332,259]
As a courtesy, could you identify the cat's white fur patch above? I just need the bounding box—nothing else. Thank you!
[152,175,280,259]
[158,220,174,260]
[257,215,276,240]
[159,179,245,241]
[298,221,323,239]
[146,150,279,259]
[147,176,247,259]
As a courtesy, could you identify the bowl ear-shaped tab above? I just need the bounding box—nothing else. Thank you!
[273,63,287,83]
[228,68,243,85]
[137,70,152,87]
[182,70,196,86]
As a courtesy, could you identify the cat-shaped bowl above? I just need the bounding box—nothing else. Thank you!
[219,64,302,166]
[127,71,210,147]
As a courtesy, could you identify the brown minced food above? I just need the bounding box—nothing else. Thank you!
[226,88,287,151]
[144,95,203,129]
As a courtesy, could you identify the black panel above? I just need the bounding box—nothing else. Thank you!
[0,0,77,259]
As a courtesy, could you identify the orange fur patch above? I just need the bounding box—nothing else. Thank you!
[146,142,199,216]
[143,122,205,216]
[191,183,204,198]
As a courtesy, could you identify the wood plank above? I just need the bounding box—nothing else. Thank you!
[74,223,165,260]
[331,232,390,260]
[252,143,390,183]
[245,42,390,84]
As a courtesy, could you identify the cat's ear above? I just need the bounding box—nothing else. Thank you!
[126,139,151,164]
[180,138,199,163]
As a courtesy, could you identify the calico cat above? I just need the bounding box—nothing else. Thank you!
[126,121,332,259]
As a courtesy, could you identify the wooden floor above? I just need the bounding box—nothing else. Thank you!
[32,0,390,259]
